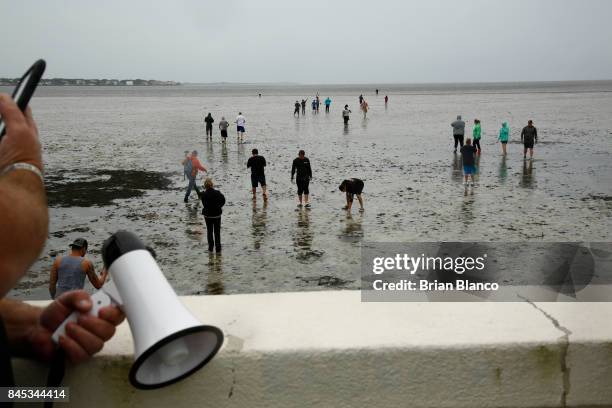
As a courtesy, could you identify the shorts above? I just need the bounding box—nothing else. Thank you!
[524,141,534,149]
[501,141,508,144]
[251,173,266,188]
[296,178,310,195]
[343,116,349,124]
[237,125,245,133]
[463,165,475,175]
[221,129,228,138]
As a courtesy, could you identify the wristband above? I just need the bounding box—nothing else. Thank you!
[0,162,44,184]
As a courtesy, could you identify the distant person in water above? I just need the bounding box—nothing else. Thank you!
[204,113,214,139]
[218,116,229,143]
[498,122,510,156]
[182,150,207,202]
[339,178,365,212]
[360,99,369,119]
[359,94,364,105]
[460,138,477,187]
[451,115,466,152]
[384,95,389,105]
[301,99,307,115]
[342,105,351,125]
[521,120,538,159]
[324,97,331,113]
[376,89,379,95]
[198,178,225,253]
[291,150,313,208]
[235,112,246,141]
[315,95,320,113]
[294,101,301,117]
[311,99,317,113]
[247,148,268,201]
[472,119,482,155]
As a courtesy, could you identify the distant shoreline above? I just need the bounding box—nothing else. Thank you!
[0,78,180,86]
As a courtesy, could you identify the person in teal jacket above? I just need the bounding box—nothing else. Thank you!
[473,119,482,155]
[498,122,509,156]
[324,97,332,113]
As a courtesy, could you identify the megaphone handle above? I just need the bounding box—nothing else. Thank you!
[51,290,112,344]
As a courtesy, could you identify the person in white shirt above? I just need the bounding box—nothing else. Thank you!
[235,112,246,142]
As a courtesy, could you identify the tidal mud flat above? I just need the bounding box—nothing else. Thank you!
[5,83,612,299]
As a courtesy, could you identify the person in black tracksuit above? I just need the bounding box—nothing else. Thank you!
[291,150,312,208]
[198,178,225,253]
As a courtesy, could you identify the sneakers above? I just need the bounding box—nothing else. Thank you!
[297,203,303,208]
[305,203,311,208]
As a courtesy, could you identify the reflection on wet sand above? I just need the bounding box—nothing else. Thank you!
[339,212,364,243]
[221,142,228,164]
[206,252,224,294]
[520,159,536,189]
[343,123,350,135]
[499,156,508,184]
[185,202,203,242]
[361,117,368,130]
[460,194,475,228]
[251,200,268,250]
[293,208,314,261]
[451,153,463,183]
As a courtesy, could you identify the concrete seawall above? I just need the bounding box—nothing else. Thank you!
[13,291,612,407]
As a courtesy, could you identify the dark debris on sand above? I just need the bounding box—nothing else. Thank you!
[46,169,174,207]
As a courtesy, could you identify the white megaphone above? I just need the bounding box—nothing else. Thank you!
[52,230,224,389]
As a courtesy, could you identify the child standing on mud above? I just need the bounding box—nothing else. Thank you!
[460,138,477,187]
[498,122,509,156]
[472,119,482,154]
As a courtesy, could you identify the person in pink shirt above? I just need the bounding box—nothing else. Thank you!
[181,150,207,203]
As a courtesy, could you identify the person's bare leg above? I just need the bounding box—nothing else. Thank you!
[502,144,507,156]
[357,194,364,211]
[304,194,309,205]
[529,148,533,159]
[298,194,303,206]
[252,187,257,200]
[262,185,268,200]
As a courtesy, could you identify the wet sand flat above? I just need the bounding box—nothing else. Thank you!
[5,83,612,299]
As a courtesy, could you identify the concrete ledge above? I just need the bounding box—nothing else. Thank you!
[13,291,612,407]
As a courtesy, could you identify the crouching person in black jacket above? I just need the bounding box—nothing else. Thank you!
[199,178,226,253]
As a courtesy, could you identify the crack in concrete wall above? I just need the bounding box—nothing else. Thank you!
[518,295,573,408]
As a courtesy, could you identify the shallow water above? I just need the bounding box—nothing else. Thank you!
[5,83,612,299]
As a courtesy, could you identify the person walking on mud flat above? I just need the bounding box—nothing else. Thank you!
[218,116,229,143]
[361,99,369,119]
[460,138,478,187]
[204,112,214,139]
[235,112,246,141]
[339,178,365,212]
[301,99,307,115]
[182,150,207,202]
[324,97,332,113]
[247,148,268,201]
[342,105,352,125]
[198,178,225,254]
[451,115,466,152]
[291,150,313,208]
[49,238,108,299]
[384,95,389,106]
[472,119,482,155]
[498,122,510,156]
[294,101,301,117]
[521,120,538,159]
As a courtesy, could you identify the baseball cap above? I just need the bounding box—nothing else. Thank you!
[69,238,88,249]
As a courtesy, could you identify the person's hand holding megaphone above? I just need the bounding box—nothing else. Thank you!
[22,290,125,363]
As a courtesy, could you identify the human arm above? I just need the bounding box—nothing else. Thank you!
[219,191,226,208]
[49,257,60,299]
[83,259,106,289]
[291,160,296,180]
[247,157,252,169]
[521,127,525,142]
[534,127,538,143]
[0,292,124,363]
[307,160,312,179]
[0,94,48,297]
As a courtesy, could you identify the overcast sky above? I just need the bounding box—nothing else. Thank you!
[1,0,611,84]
